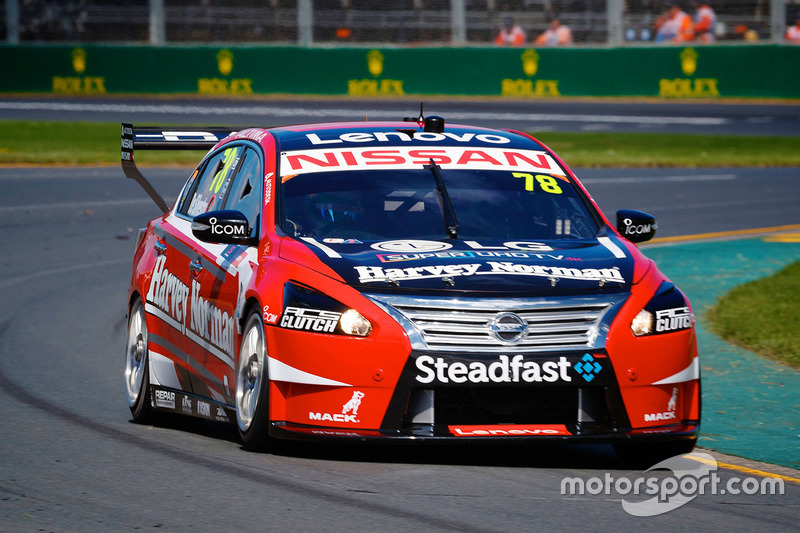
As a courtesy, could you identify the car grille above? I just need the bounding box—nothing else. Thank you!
[368,294,626,353]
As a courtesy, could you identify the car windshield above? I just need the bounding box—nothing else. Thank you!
[279,168,600,241]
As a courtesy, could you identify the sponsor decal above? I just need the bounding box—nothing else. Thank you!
[415,355,572,384]
[501,51,559,97]
[354,261,623,285]
[522,49,539,76]
[146,254,190,331]
[311,430,363,437]
[323,238,362,244]
[342,391,365,416]
[501,79,560,97]
[215,407,229,422]
[236,128,267,144]
[220,245,247,268]
[262,305,279,324]
[52,48,107,95]
[208,216,247,237]
[181,395,192,414]
[348,79,405,96]
[370,239,553,254]
[658,48,719,98]
[305,131,512,146]
[621,218,654,237]
[154,389,176,409]
[309,391,366,424]
[376,251,567,263]
[655,307,693,333]
[197,400,211,417]
[72,47,87,73]
[667,386,678,411]
[145,253,236,363]
[190,279,235,358]
[198,49,253,95]
[198,78,253,95]
[279,147,565,177]
[681,47,698,76]
[644,411,677,422]
[217,48,233,75]
[280,307,341,334]
[574,353,603,383]
[347,51,405,95]
[449,424,571,437]
[263,172,273,207]
[372,240,452,253]
[367,49,383,77]
[645,387,679,422]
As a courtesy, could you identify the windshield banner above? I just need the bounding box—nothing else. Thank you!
[280,147,566,177]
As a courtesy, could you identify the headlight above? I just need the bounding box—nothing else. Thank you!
[631,310,654,336]
[339,309,372,337]
[281,281,372,337]
[630,282,693,337]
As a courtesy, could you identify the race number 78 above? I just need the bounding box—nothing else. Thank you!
[512,173,562,194]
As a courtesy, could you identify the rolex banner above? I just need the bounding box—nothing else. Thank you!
[1,44,797,99]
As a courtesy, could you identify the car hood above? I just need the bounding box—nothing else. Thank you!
[283,236,635,294]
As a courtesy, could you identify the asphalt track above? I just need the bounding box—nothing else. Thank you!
[1,96,799,135]
[1,165,798,531]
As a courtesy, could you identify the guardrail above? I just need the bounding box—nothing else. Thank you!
[1,44,797,99]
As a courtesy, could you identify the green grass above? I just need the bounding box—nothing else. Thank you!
[707,260,800,369]
[0,120,201,166]
[2,119,800,167]
[537,132,800,167]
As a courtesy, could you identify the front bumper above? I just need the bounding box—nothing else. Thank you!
[268,349,699,444]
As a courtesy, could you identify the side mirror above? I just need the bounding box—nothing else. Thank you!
[192,210,255,245]
[616,209,657,243]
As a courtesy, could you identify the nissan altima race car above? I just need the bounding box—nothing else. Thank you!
[122,113,700,458]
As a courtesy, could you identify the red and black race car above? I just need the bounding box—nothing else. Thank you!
[122,113,700,459]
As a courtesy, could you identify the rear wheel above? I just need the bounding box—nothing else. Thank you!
[125,297,155,423]
[236,310,271,451]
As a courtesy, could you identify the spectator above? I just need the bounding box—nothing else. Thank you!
[495,17,527,46]
[534,14,573,46]
[692,2,717,43]
[787,14,800,44]
[655,4,695,43]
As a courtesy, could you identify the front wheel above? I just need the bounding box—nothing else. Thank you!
[125,297,155,423]
[236,310,271,451]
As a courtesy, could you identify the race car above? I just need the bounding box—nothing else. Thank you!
[122,113,700,459]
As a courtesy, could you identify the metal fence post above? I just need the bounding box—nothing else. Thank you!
[451,0,466,45]
[771,0,786,43]
[6,0,19,44]
[606,0,623,46]
[298,0,313,46]
[149,0,165,45]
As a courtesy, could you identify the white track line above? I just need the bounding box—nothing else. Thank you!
[0,101,729,126]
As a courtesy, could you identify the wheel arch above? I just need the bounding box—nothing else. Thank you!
[240,296,263,332]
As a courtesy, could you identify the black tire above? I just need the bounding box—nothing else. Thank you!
[236,309,272,451]
[125,297,156,423]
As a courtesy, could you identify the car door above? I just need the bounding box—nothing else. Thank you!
[143,212,196,398]
[179,143,262,407]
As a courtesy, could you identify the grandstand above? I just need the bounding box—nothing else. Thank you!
[3,0,797,45]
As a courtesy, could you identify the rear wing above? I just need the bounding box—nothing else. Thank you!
[121,123,236,214]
